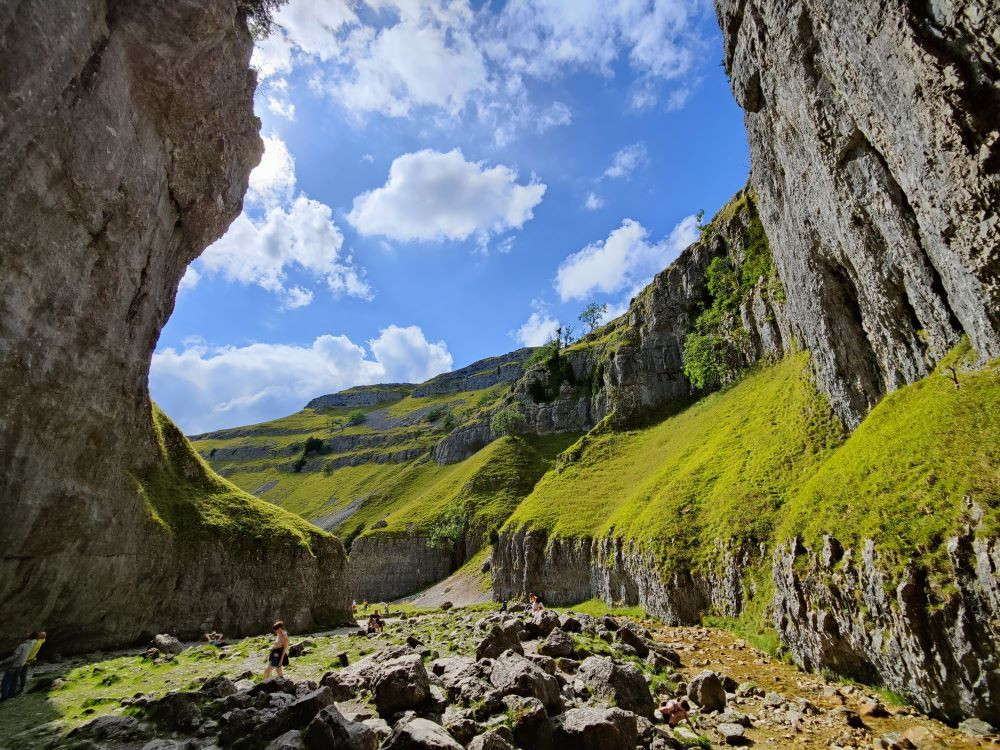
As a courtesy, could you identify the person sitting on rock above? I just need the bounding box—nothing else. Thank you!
[204,631,224,647]
[529,593,544,620]
[0,633,38,700]
[659,698,695,730]
[366,614,384,634]
[263,621,289,679]
[499,599,508,613]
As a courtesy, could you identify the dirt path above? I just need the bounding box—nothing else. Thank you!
[395,559,492,608]
[652,624,994,749]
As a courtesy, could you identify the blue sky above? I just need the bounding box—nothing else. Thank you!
[151,0,750,434]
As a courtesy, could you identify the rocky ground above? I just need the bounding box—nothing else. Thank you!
[0,607,994,750]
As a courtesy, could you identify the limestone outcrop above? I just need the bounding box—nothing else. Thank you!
[412,349,536,397]
[433,190,789,464]
[716,0,1000,426]
[0,0,351,653]
[349,537,454,602]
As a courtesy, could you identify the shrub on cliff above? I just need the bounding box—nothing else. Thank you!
[347,410,367,426]
[491,405,524,437]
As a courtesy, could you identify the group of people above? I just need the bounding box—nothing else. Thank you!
[0,631,45,701]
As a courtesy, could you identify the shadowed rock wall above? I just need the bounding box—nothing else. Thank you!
[717,0,1000,426]
[0,0,351,653]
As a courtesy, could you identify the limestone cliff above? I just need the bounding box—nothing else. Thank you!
[0,0,351,653]
[716,0,1000,427]
[434,189,788,464]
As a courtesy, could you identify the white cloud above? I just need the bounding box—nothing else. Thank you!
[554,214,699,301]
[584,192,605,211]
[603,142,648,179]
[249,0,704,145]
[194,135,370,308]
[247,134,297,207]
[178,266,200,293]
[514,307,561,347]
[201,195,371,308]
[267,95,296,120]
[150,326,452,434]
[484,0,703,81]
[361,153,375,163]
[347,148,546,244]
[666,85,694,111]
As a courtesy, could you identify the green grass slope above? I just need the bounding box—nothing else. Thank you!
[506,347,999,581]
[136,405,332,553]
[189,383,577,553]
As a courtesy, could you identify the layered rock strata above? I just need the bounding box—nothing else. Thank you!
[717,0,1000,426]
[0,0,351,653]
[348,537,455,602]
[434,191,789,464]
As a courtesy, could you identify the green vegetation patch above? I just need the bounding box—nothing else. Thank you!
[135,405,328,553]
[506,353,843,577]
[781,344,1000,575]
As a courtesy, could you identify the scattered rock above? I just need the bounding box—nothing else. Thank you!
[477,624,524,660]
[68,715,147,742]
[266,730,306,750]
[577,656,655,718]
[551,707,639,750]
[303,705,378,750]
[538,628,574,658]
[382,717,463,749]
[372,654,431,716]
[716,722,746,745]
[502,694,553,749]
[153,634,184,655]
[687,670,727,713]
[958,717,995,736]
[489,649,562,710]
[468,730,516,750]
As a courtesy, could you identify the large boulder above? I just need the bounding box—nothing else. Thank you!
[477,624,523,660]
[687,670,727,713]
[382,717,463,750]
[552,707,639,750]
[614,623,649,658]
[502,694,553,749]
[538,628,574,658]
[153,634,184,655]
[525,610,561,638]
[468,731,517,750]
[303,705,378,750]
[489,650,562,711]
[577,656,655,718]
[262,687,337,738]
[373,654,431,716]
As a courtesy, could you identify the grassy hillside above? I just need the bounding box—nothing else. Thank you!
[136,405,332,553]
[506,346,999,582]
[189,380,577,552]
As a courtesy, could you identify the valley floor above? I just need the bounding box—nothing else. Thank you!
[0,605,990,749]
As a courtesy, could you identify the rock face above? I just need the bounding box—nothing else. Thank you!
[434,191,789,464]
[306,385,414,411]
[716,0,1000,426]
[492,530,751,625]
[0,0,351,653]
[349,536,454,602]
[412,349,536,397]
[773,531,1000,724]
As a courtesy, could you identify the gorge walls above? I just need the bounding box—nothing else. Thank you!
[0,0,351,653]
[717,0,1000,426]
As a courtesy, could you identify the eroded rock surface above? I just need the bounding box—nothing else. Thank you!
[0,0,350,653]
[717,0,1000,426]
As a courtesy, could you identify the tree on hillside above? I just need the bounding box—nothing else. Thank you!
[579,302,607,333]
[490,405,524,437]
[561,324,576,348]
[238,0,288,38]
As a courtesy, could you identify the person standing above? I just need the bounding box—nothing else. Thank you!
[17,632,45,695]
[263,621,289,679]
[0,633,36,700]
